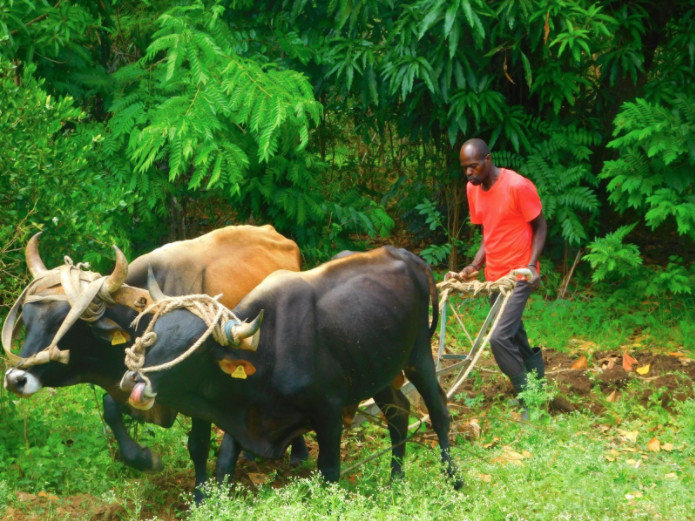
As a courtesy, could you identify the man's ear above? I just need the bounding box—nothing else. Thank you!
[91,317,131,345]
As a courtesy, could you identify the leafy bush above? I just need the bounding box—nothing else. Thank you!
[0,58,132,303]
[583,224,643,283]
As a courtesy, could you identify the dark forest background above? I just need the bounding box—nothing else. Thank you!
[2,0,694,306]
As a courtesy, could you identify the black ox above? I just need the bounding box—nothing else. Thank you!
[2,226,305,499]
[122,246,462,486]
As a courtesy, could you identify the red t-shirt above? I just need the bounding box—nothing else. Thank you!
[467,168,542,281]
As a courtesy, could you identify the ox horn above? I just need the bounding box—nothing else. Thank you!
[25,232,48,278]
[103,245,128,294]
[225,310,264,351]
[147,265,169,302]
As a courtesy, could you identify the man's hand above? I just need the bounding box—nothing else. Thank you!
[445,265,479,281]
[526,265,541,289]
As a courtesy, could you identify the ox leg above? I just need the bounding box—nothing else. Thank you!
[312,406,344,482]
[103,394,163,473]
[373,386,410,481]
[405,354,464,489]
[188,418,212,504]
[215,433,241,484]
[289,435,309,465]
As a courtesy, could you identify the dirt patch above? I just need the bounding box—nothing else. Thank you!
[432,347,694,417]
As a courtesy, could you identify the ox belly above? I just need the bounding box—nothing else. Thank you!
[147,379,311,460]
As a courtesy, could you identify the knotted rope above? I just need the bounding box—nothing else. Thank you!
[124,294,244,376]
[437,273,519,302]
[2,257,119,368]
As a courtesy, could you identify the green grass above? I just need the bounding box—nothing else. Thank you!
[1,290,694,520]
[442,290,694,355]
[2,379,694,520]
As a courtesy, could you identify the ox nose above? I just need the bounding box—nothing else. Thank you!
[119,370,140,393]
[4,368,42,396]
[4,369,27,392]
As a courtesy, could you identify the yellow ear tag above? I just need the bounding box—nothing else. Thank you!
[231,365,247,379]
[111,330,130,345]
[218,359,256,378]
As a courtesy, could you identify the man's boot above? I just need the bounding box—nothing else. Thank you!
[509,371,529,420]
[524,347,545,380]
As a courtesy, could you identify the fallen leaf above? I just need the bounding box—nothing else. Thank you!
[667,352,685,357]
[571,355,588,370]
[625,459,641,469]
[603,449,620,462]
[646,438,661,452]
[461,419,482,439]
[483,437,501,449]
[598,354,620,370]
[625,491,643,500]
[623,352,638,372]
[247,472,269,487]
[662,443,675,452]
[474,472,492,482]
[664,473,678,479]
[491,447,533,467]
[606,389,621,403]
[618,429,639,443]
[636,364,651,376]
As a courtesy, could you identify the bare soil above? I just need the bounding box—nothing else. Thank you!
[4,348,693,521]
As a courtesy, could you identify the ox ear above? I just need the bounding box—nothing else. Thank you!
[147,265,168,302]
[91,317,131,346]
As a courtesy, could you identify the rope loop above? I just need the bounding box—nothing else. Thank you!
[124,331,158,373]
[126,294,248,375]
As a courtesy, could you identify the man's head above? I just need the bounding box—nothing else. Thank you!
[460,138,494,187]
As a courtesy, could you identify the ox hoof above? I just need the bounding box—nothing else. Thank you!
[133,449,163,474]
[289,454,306,466]
[147,450,164,473]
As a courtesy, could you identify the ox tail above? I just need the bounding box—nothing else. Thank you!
[389,247,440,337]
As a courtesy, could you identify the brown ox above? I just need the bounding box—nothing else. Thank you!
[3,225,301,501]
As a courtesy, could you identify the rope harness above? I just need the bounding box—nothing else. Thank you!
[2,258,118,369]
[402,270,529,432]
[123,294,255,390]
[436,271,522,400]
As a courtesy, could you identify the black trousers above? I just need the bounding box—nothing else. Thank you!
[489,281,534,379]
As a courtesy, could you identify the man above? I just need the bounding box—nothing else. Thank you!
[449,138,547,399]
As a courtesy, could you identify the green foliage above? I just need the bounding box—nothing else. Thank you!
[517,124,601,246]
[0,0,113,105]
[99,0,392,260]
[106,1,321,200]
[601,96,695,239]
[0,58,132,304]
[583,224,642,283]
[518,371,557,423]
[415,198,458,266]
